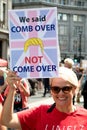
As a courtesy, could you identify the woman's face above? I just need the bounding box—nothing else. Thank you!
[51,78,76,108]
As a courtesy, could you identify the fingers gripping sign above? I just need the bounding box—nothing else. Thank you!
[6,71,21,89]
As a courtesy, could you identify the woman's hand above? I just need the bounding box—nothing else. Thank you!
[6,71,21,89]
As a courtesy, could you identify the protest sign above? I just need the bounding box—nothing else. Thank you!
[8,7,59,78]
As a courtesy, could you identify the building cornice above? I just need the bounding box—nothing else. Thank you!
[12,1,87,15]
[0,29,9,34]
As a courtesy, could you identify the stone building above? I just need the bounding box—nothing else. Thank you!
[0,0,12,60]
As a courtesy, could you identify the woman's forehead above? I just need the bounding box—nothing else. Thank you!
[51,78,69,86]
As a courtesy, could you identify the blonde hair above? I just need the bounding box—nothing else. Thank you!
[64,58,74,69]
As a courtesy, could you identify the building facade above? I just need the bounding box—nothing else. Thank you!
[12,0,87,61]
[0,0,12,60]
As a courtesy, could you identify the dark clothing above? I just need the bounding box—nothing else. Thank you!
[14,89,22,111]
[37,78,42,82]
[0,76,4,85]
[43,78,50,97]
[81,80,87,109]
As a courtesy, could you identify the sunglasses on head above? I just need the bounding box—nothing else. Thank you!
[50,86,73,94]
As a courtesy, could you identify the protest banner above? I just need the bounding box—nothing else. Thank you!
[8,7,59,78]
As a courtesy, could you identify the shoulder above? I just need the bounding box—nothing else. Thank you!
[30,104,52,113]
[18,104,51,115]
[76,106,87,115]
[17,104,52,121]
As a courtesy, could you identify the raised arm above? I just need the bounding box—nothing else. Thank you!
[0,94,7,130]
[1,71,22,130]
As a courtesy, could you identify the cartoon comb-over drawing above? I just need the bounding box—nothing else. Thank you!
[24,37,44,52]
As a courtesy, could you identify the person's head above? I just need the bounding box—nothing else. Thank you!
[50,67,78,110]
[64,58,74,69]
[79,67,84,73]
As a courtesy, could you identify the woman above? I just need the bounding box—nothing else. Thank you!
[1,67,87,130]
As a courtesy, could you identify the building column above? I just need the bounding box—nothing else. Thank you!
[2,40,8,59]
[85,16,87,53]
[68,14,73,57]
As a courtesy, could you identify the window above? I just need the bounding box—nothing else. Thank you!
[59,0,68,5]
[59,37,68,51]
[3,3,6,23]
[59,25,68,35]
[73,40,78,51]
[74,0,84,6]
[73,15,83,22]
[0,2,6,24]
[46,0,52,2]
[58,13,68,21]
[73,26,83,36]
